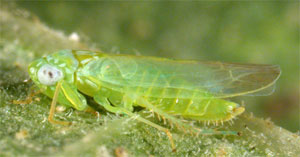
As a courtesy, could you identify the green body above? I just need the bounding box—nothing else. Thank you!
[28,50,281,123]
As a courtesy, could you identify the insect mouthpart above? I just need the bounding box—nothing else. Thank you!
[37,64,63,86]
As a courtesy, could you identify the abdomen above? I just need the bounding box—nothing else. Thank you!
[145,95,241,122]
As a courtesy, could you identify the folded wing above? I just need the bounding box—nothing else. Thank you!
[86,54,281,99]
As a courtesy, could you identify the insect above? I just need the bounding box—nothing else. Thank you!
[27,49,281,151]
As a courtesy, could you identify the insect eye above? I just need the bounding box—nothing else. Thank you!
[37,64,63,85]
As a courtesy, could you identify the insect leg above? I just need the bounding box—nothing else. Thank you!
[136,97,196,132]
[12,86,42,105]
[93,95,176,151]
[136,97,238,136]
[48,81,71,125]
[94,95,124,114]
[119,108,176,152]
[122,95,134,112]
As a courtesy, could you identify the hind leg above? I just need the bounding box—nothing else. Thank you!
[136,97,238,136]
[93,94,176,151]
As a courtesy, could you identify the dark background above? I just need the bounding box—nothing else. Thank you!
[16,1,299,132]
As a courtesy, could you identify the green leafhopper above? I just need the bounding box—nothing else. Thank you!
[27,49,281,151]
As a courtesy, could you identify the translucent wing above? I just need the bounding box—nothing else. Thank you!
[84,54,281,99]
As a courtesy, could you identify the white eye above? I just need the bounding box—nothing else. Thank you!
[37,64,63,85]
